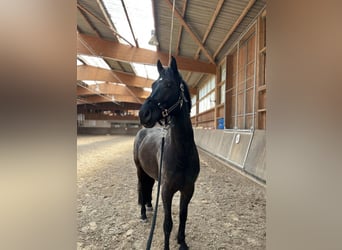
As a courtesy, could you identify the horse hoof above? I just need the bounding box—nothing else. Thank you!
[179,243,189,250]
[140,214,147,221]
[146,206,153,212]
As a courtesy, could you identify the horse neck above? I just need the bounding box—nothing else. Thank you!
[169,106,194,149]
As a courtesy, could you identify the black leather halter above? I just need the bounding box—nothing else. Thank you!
[149,82,188,126]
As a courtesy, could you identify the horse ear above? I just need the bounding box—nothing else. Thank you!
[157,60,164,74]
[170,56,178,73]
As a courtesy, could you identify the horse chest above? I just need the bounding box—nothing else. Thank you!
[162,153,199,184]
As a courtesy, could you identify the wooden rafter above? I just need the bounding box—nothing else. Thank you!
[185,71,192,83]
[77,35,145,103]
[175,0,188,56]
[164,0,215,65]
[77,82,120,104]
[77,3,134,46]
[80,94,145,104]
[77,84,150,99]
[120,0,139,47]
[78,65,196,94]
[77,4,107,26]
[77,102,141,110]
[194,0,225,59]
[77,97,94,105]
[77,82,142,103]
[77,65,154,88]
[213,0,256,59]
[109,71,144,104]
[77,33,216,74]
[77,8,101,38]
[187,0,224,87]
[194,74,205,88]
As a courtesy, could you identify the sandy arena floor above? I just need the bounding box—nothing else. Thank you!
[77,135,265,250]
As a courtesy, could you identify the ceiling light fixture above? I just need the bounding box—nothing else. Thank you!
[148,30,159,46]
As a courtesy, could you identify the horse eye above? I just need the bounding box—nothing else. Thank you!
[164,81,171,88]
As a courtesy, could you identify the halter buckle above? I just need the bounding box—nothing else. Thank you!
[162,109,168,117]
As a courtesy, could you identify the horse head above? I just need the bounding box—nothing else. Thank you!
[139,56,190,128]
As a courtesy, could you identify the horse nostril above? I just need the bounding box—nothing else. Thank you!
[140,109,151,122]
[145,110,151,119]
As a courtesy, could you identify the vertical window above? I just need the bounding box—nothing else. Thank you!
[257,10,267,129]
[198,76,215,113]
[220,84,225,104]
[225,28,256,129]
[219,63,226,104]
[190,95,197,117]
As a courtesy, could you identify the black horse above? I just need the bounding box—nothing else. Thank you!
[133,56,200,250]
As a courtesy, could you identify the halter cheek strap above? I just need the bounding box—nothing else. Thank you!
[158,83,186,118]
[159,96,183,118]
[148,82,188,127]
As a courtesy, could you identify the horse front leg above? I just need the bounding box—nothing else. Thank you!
[162,186,175,250]
[177,184,194,250]
[138,183,147,220]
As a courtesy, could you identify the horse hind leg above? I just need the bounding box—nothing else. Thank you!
[177,184,195,250]
[137,167,155,220]
[144,175,154,212]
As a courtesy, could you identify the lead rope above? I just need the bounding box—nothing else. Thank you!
[146,127,168,250]
[146,2,175,248]
[168,0,176,63]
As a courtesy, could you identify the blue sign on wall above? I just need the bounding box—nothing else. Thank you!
[217,118,224,129]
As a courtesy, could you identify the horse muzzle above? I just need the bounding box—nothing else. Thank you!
[139,106,158,128]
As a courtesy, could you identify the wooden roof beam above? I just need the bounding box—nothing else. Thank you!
[120,0,139,47]
[80,95,145,104]
[77,84,150,99]
[175,0,188,56]
[164,0,216,65]
[77,33,216,74]
[194,0,224,60]
[213,0,256,59]
[77,102,141,110]
[77,65,154,88]
[188,0,224,89]
[77,8,101,38]
[78,65,196,94]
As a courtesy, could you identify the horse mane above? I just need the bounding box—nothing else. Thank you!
[181,79,192,113]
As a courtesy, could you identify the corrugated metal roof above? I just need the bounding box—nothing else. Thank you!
[77,8,96,36]
[153,0,266,87]
[78,0,118,41]
[77,0,267,105]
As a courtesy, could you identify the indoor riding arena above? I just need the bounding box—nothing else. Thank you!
[77,0,267,249]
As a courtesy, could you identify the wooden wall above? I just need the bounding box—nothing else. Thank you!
[192,8,267,130]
